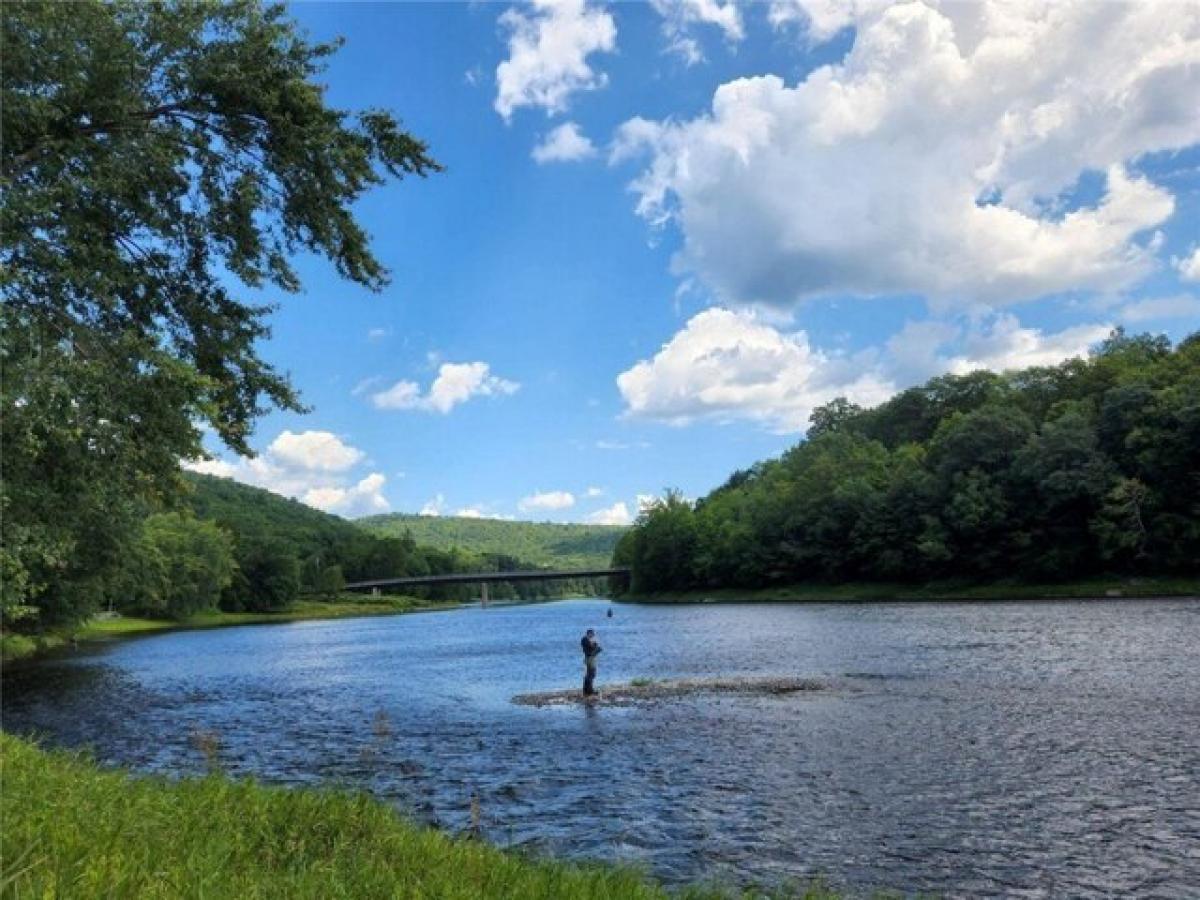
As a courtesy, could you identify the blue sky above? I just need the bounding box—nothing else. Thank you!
[191,1,1200,524]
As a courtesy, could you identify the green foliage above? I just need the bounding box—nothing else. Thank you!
[316,564,346,599]
[4,734,841,899]
[187,474,610,605]
[622,331,1200,593]
[0,0,438,629]
[223,537,300,613]
[359,513,626,570]
[124,513,236,619]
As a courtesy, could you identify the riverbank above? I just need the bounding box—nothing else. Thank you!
[0,595,459,667]
[625,575,1200,604]
[0,734,836,899]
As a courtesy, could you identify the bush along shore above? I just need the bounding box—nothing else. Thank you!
[0,734,842,900]
[623,576,1200,604]
[0,595,457,667]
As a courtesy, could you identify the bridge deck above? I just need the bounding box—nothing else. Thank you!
[343,568,630,591]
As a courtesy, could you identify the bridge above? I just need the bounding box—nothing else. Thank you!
[342,568,631,606]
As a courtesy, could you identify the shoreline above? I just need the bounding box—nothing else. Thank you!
[1,595,462,668]
[622,576,1200,605]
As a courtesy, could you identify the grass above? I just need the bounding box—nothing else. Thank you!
[629,575,1200,604]
[0,734,840,900]
[1,596,459,666]
[76,596,457,638]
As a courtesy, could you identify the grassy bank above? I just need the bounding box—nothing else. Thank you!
[1,596,458,666]
[0,734,836,899]
[627,576,1200,604]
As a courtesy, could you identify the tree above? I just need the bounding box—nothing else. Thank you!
[129,513,235,619]
[315,564,345,600]
[224,538,299,612]
[1,1,439,626]
[617,332,1198,591]
[808,398,863,438]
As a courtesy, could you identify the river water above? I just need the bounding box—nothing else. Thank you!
[4,598,1199,897]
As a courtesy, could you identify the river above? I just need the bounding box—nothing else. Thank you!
[4,598,1198,897]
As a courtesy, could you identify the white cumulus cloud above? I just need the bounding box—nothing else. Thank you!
[617,308,894,432]
[587,501,631,525]
[532,121,597,163]
[518,490,576,512]
[495,0,617,121]
[372,362,519,414]
[613,1,1199,310]
[267,430,364,472]
[651,0,744,64]
[1176,247,1200,282]
[183,431,388,517]
[619,308,1114,433]
[302,473,390,517]
[943,316,1112,375]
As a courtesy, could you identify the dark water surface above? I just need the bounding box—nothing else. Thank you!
[5,598,1199,897]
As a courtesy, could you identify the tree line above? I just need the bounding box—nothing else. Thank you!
[615,331,1200,593]
[81,474,597,622]
[359,513,625,570]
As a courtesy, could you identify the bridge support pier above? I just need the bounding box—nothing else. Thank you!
[481,581,489,608]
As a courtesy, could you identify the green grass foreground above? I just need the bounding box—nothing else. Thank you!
[1,597,458,665]
[0,735,838,900]
[629,576,1200,604]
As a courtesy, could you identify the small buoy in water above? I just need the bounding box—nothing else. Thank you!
[606,607,613,618]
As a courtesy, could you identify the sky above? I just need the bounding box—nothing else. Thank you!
[189,0,1200,525]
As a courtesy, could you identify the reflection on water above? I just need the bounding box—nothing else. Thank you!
[5,598,1199,896]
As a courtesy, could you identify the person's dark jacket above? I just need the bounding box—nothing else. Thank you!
[581,635,601,662]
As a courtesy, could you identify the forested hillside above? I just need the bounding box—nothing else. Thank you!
[183,475,598,611]
[358,514,625,570]
[616,331,1200,594]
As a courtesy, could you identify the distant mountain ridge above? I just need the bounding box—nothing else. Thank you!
[357,513,625,570]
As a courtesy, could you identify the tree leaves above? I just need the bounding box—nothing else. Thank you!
[1,1,439,624]
[622,333,1200,591]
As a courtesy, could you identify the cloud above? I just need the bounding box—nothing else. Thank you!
[1176,247,1200,282]
[532,121,597,163]
[595,439,650,450]
[613,2,1199,310]
[303,474,390,517]
[942,315,1112,375]
[495,0,617,121]
[768,0,890,43]
[367,327,391,342]
[184,457,237,479]
[371,362,519,413]
[651,0,743,64]
[455,507,485,519]
[518,490,576,512]
[1118,293,1200,323]
[420,494,446,516]
[587,501,631,525]
[617,308,894,432]
[618,308,1113,433]
[585,486,604,498]
[183,430,389,517]
[267,430,364,472]
[351,376,384,397]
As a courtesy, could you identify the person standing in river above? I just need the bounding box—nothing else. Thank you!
[581,628,601,697]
